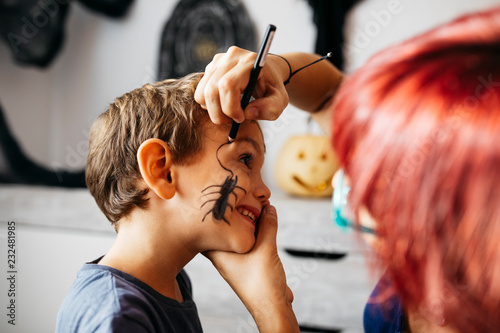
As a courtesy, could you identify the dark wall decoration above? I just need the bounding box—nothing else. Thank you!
[0,0,70,68]
[0,102,85,187]
[0,0,134,68]
[158,0,256,80]
[308,0,361,71]
[0,0,134,187]
[78,0,135,18]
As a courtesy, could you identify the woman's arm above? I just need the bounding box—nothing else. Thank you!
[276,52,343,134]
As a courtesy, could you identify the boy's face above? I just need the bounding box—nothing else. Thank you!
[174,120,271,254]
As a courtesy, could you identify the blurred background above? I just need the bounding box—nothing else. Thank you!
[1,0,499,332]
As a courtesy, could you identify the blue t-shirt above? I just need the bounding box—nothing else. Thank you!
[56,258,203,333]
[363,273,409,333]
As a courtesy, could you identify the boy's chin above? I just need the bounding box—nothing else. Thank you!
[228,237,256,254]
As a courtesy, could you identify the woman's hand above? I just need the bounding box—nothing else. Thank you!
[194,46,290,125]
[203,205,299,333]
[195,46,344,135]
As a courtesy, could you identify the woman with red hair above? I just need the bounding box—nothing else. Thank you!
[197,7,500,333]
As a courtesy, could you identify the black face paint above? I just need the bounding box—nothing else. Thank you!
[201,142,246,224]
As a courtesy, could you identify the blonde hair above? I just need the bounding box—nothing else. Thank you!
[86,73,207,225]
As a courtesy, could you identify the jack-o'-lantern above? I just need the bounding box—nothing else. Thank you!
[275,135,339,197]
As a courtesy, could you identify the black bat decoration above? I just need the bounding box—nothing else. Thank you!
[201,142,246,224]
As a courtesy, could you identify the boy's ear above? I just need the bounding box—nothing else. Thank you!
[137,138,176,200]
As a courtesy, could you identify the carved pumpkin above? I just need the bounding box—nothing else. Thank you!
[275,135,339,197]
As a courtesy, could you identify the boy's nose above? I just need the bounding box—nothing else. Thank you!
[255,177,271,203]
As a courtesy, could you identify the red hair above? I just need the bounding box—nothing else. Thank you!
[332,7,500,332]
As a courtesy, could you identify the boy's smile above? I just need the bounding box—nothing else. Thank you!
[173,119,270,254]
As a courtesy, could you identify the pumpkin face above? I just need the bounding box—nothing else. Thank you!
[275,135,339,197]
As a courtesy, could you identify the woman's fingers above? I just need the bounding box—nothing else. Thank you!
[195,47,255,124]
[195,46,288,124]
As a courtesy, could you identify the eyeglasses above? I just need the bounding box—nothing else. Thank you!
[332,169,376,235]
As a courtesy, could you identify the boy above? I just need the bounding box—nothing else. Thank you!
[56,72,271,332]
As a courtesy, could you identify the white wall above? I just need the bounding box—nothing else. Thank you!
[344,0,500,73]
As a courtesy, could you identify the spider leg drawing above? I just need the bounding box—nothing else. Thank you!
[200,142,246,224]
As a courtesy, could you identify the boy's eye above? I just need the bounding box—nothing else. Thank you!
[239,153,254,168]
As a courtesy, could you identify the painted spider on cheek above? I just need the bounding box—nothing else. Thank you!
[201,142,247,224]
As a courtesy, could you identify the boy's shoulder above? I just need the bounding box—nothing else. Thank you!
[56,258,203,333]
